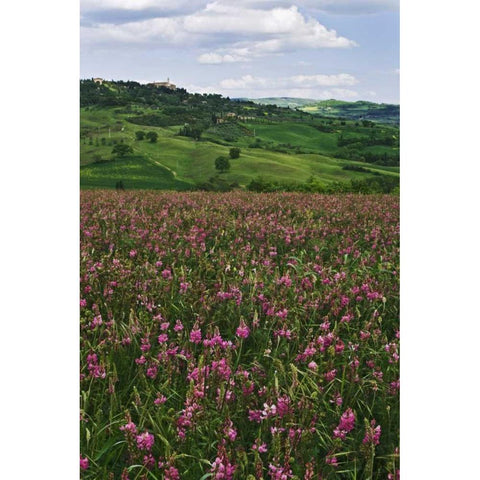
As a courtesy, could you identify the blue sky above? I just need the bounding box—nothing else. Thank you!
[81,1,399,103]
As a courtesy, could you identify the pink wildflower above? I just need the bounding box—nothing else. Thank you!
[236,319,250,339]
[136,431,155,451]
[333,408,355,440]
[223,419,237,442]
[308,361,318,371]
[154,394,167,405]
[146,366,158,379]
[161,268,172,279]
[143,454,156,468]
[174,320,184,332]
[158,333,169,343]
[363,420,382,446]
[165,466,180,480]
[190,327,202,344]
[324,369,337,382]
[326,456,338,467]
[80,456,89,470]
[120,421,137,435]
[210,447,236,480]
[268,463,293,479]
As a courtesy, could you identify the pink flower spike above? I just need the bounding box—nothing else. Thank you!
[136,431,155,451]
[154,394,167,405]
[80,456,89,470]
[236,319,250,339]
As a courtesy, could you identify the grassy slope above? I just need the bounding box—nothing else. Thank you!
[80,156,192,190]
[80,107,399,189]
[242,123,339,154]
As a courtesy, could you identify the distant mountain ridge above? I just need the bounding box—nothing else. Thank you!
[238,98,399,125]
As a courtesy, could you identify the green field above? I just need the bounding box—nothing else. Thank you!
[242,122,340,154]
[80,156,192,190]
[81,107,399,190]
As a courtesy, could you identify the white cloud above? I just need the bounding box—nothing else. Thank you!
[325,88,358,98]
[219,75,269,89]
[197,53,248,64]
[289,74,358,87]
[187,73,361,99]
[82,3,356,60]
[217,73,358,90]
[184,3,317,35]
[193,5,356,63]
[81,17,188,45]
[182,83,220,94]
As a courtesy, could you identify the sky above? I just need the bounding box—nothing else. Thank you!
[80,0,399,103]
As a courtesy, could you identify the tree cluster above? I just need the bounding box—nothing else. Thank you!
[247,174,399,194]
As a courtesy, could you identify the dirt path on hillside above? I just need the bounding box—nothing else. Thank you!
[132,146,177,177]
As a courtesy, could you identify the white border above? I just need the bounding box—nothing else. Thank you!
[1,0,79,477]
[2,0,479,477]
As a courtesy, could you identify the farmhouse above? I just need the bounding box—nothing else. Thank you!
[148,78,177,90]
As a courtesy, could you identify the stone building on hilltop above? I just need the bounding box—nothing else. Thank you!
[148,78,177,90]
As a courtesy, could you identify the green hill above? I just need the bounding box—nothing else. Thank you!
[80,80,399,191]
[245,97,399,125]
[301,100,399,125]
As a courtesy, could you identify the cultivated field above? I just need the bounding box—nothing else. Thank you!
[80,191,399,479]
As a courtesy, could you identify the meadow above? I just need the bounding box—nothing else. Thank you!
[80,191,399,479]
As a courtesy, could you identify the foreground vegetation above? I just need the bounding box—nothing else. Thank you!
[80,191,399,479]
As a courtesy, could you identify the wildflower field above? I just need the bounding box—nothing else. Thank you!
[80,191,399,479]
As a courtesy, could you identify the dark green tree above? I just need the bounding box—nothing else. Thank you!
[229,147,241,159]
[146,131,158,143]
[112,144,133,157]
[215,156,230,173]
[178,125,202,140]
[135,130,146,141]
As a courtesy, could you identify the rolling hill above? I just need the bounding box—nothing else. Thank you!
[245,98,399,125]
[80,79,399,191]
